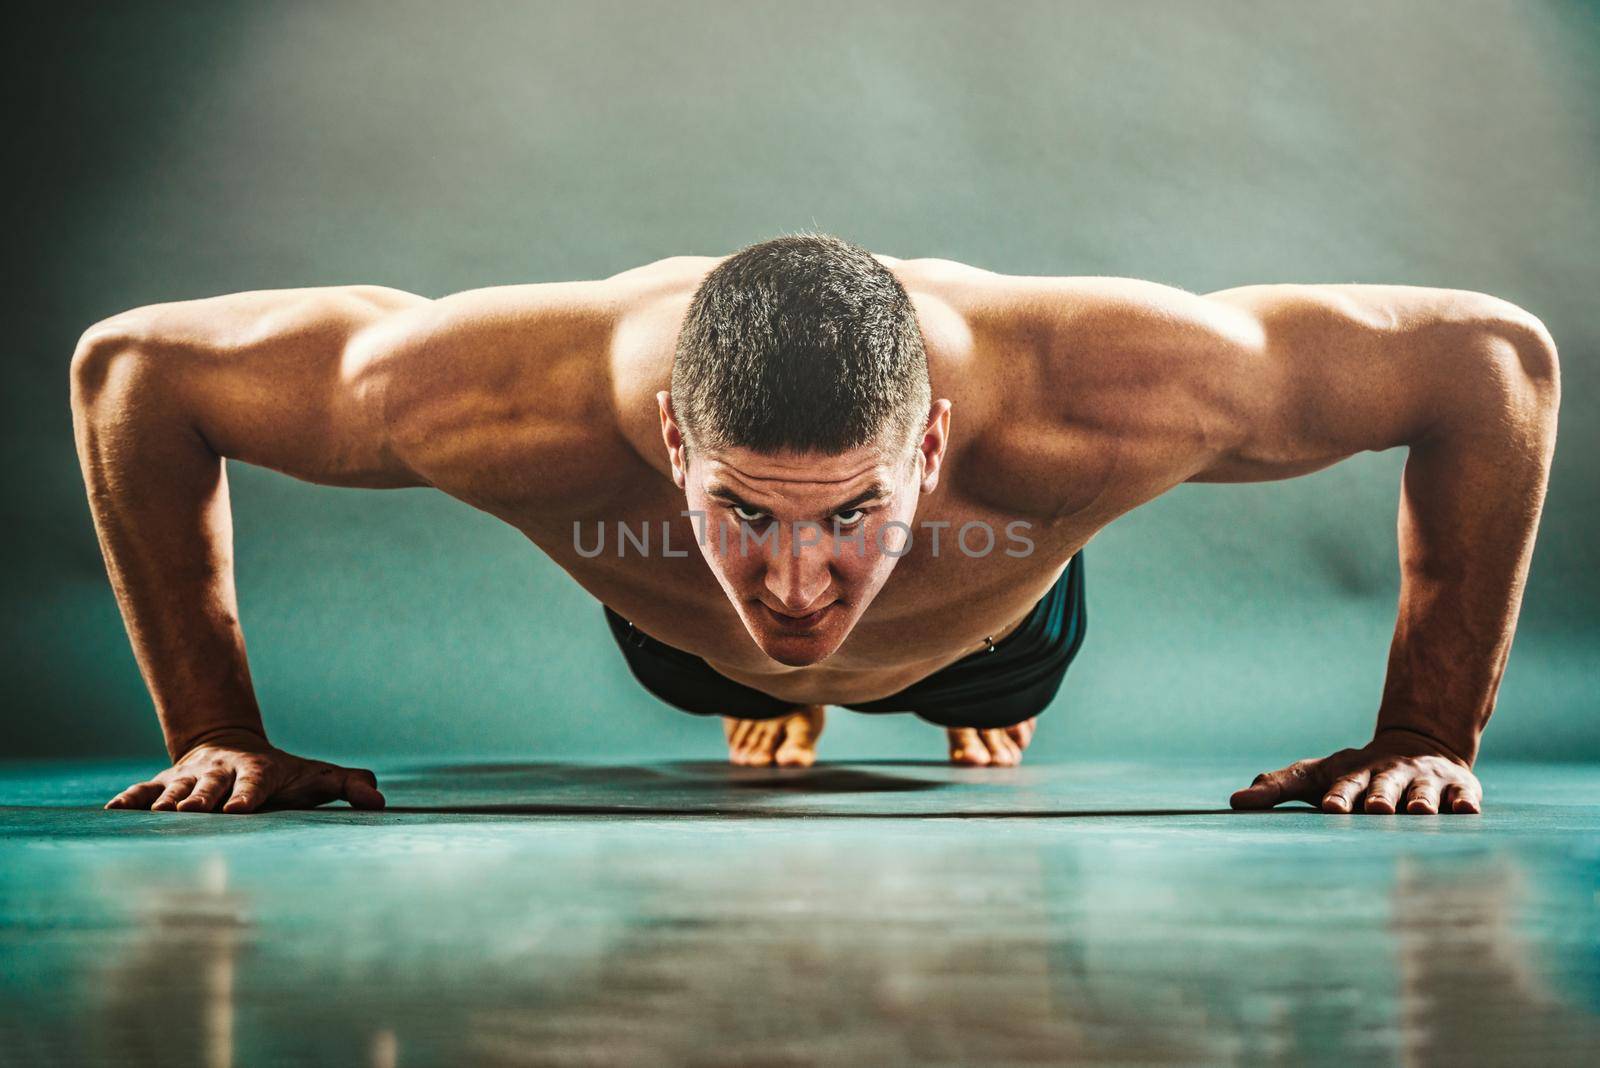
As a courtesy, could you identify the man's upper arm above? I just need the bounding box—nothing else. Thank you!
[1192,283,1559,482]
[73,278,629,498]
[978,273,1559,490]
[365,280,629,508]
[73,285,435,489]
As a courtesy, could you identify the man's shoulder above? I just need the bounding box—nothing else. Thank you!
[926,271,1256,417]
[372,280,619,421]
[908,268,1240,355]
[918,270,1258,518]
[367,273,680,513]
[371,254,720,370]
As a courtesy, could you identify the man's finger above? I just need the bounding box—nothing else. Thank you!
[342,768,385,810]
[1404,776,1444,815]
[177,769,236,812]
[1231,761,1322,810]
[150,776,198,812]
[106,781,164,810]
[222,772,270,814]
[1229,773,1277,809]
[1321,769,1372,813]
[1442,780,1483,814]
[1363,768,1409,814]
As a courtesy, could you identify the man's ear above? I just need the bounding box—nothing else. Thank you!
[658,391,688,489]
[918,399,953,494]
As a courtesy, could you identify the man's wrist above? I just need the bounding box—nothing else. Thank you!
[1373,723,1476,767]
[168,723,271,761]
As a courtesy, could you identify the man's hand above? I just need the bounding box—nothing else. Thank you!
[1230,728,1482,815]
[104,730,386,814]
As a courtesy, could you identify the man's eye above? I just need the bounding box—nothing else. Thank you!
[732,505,768,523]
[833,509,867,527]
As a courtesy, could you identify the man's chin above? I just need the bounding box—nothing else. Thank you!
[757,639,840,667]
[743,609,850,666]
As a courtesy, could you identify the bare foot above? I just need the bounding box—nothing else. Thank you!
[723,705,825,767]
[946,717,1037,767]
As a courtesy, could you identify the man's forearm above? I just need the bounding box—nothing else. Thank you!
[70,325,268,760]
[1375,325,1559,765]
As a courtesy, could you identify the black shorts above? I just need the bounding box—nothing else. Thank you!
[603,551,1087,730]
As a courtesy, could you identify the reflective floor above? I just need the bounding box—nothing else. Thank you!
[2,759,1597,1066]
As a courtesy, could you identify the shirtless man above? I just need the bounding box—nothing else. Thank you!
[70,232,1559,816]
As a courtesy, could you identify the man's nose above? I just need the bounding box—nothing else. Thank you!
[764,524,832,612]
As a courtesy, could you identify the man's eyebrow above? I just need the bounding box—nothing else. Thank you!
[705,485,761,510]
[704,482,891,514]
[827,484,891,513]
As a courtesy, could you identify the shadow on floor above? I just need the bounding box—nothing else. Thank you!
[397,760,951,792]
[376,804,1246,818]
[371,760,1260,818]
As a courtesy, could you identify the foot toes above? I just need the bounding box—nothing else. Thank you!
[1007,717,1037,750]
[774,744,815,768]
[727,711,825,768]
[982,728,1022,766]
[738,722,778,765]
[775,709,822,767]
[947,728,991,766]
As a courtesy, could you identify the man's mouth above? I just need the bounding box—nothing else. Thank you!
[759,601,837,629]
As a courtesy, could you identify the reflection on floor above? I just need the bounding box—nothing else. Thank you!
[1,760,1597,1066]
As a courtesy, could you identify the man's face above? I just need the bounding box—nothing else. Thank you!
[658,395,950,667]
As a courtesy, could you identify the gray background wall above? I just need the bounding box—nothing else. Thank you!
[4,0,1595,765]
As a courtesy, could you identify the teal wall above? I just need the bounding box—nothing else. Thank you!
[6,1,1596,763]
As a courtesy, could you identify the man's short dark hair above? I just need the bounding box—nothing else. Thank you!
[670,231,931,457]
